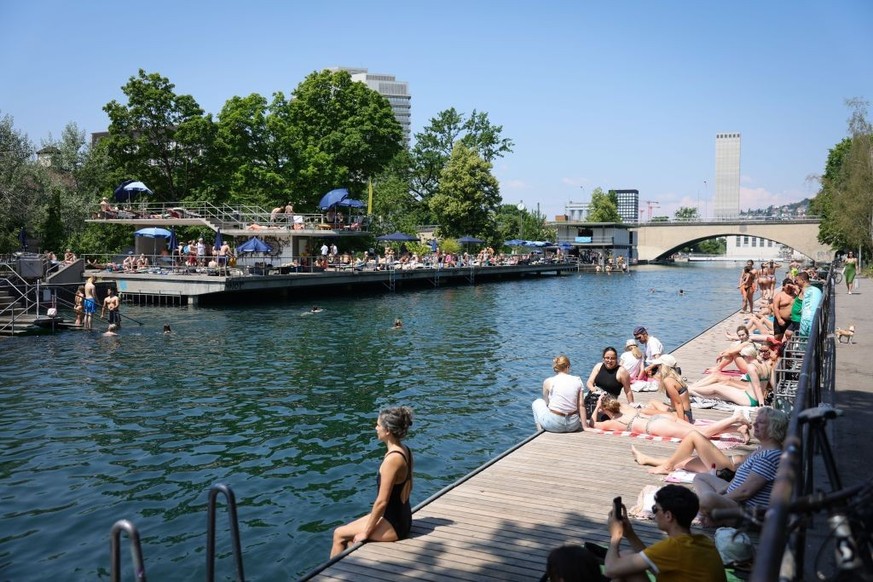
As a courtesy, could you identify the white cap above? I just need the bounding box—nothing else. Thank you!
[650,354,677,368]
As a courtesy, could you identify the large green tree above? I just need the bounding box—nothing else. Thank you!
[674,206,699,221]
[410,108,514,203]
[494,204,554,243]
[103,69,215,202]
[428,144,500,239]
[811,99,873,257]
[0,112,45,252]
[586,187,621,222]
[276,69,404,209]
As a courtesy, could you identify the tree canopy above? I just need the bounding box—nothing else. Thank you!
[586,187,621,222]
[427,144,500,239]
[811,98,873,258]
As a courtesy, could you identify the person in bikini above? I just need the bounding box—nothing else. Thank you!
[331,407,414,557]
[689,345,770,407]
[590,394,750,441]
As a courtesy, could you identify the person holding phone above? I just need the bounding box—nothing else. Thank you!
[605,484,726,581]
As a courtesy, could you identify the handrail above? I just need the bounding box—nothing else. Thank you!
[110,519,147,582]
[751,266,836,581]
[205,483,245,582]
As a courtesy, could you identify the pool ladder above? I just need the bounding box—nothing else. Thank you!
[110,483,246,582]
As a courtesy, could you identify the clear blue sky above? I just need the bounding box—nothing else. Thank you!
[2,1,871,219]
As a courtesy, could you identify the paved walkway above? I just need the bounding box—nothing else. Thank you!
[804,275,872,579]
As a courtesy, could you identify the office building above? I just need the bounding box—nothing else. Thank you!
[334,67,411,143]
[612,189,639,223]
[715,133,741,218]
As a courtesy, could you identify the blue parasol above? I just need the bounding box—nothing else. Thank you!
[458,235,485,244]
[134,227,172,238]
[237,237,271,253]
[214,228,222,250]
[318,188,350,210]
[114,180,153,202]
[168,228,178,254]
[376,232,419,242]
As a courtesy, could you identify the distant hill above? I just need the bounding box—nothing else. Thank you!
[740,198,812,218]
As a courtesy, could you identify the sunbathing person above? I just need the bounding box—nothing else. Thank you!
[631,430,750,475]
[711,325,754,374]
[689,345,770,407]
[590,394,750,441]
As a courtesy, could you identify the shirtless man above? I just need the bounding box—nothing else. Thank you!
[218,241,232,273]
[771,278,797,341]
[83,276,97,330]
[101,288,120,327]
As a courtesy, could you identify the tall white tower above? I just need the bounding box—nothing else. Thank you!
[334,67,411,143]
[714,133,741,218]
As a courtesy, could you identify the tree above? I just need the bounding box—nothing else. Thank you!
[103,69,215,202]
[811,98,873,257]
[586,187,621,222]
[494,204,554,243]
[0,112,43,252]
[428,144,500,239]
[674,206,699,221]
[277,70,404,209]
[410,108,514,202]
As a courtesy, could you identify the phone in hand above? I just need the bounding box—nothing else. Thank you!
[613,496,622,518]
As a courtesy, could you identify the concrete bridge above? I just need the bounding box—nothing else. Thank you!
[633,219,830,262]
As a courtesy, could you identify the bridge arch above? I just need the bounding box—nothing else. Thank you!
[632,220,831,263]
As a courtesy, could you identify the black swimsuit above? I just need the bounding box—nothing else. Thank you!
[378,448,413,539]
[594,364,623,398]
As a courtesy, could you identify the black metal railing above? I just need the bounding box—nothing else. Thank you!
[751,264,837,581]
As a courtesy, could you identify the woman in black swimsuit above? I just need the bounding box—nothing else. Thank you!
[585,346,634,403]
[331,406,414,557]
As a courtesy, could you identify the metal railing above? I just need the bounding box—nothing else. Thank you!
[751,266,837,581]
[90,201,372,233]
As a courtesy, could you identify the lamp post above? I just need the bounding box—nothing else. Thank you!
[517,201,525,240]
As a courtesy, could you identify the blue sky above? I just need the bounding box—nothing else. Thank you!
[2,1,871,219]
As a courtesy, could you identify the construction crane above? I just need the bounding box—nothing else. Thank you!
[645,201,660,221]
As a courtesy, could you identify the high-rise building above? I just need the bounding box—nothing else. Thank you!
[334,67,411,143]
[715,133,741,218]
[612,189,640,223]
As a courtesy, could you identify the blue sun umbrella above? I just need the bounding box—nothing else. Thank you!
[134,227,172,238]
[214,228,222,250]
[458,235,485,244]
[237,237,272,253]
[376,232,419,242]
[318,188,350,210]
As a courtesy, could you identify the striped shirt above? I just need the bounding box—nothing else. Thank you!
[727,448,781,508]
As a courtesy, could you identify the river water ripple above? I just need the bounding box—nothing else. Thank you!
[0,264,742,580]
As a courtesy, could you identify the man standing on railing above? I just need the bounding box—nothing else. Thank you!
[795,272,823,337]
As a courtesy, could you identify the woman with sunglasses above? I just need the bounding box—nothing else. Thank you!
[586,346,634,404]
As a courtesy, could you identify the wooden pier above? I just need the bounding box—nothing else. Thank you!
[304,310,755,580]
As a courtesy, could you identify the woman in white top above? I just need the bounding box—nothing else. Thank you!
[619,339,644,382]
[532,355,587,432]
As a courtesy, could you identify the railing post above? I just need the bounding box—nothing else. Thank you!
[205,483,245,582]
[110,519,147,582]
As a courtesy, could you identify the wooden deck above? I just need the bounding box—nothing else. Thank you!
[305,310,754,580]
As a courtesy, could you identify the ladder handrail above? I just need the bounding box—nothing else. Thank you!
[205,483,245,582]
[110,519,147,582]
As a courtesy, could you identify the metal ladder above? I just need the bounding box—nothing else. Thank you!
[109,483,246,582]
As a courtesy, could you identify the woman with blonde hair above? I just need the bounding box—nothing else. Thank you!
[651,354,693,423]
[331,406,414,557]
[591,395,749,441]
[532,355,586,432]
[619,339,644,382]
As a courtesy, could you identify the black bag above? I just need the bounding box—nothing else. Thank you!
[584,390,603,419]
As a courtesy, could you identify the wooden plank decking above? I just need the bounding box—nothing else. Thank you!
[307,310,755,580]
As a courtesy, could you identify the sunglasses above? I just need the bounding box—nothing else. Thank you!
[652,504,661,514]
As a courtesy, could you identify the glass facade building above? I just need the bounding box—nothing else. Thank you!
[715,133,741,218]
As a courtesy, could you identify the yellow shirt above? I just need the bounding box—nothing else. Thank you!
[642,534,726,581]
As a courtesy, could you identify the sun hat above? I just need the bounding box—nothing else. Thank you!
[625,339,637,348]
[633,326,647,336]
[651,354,677,368]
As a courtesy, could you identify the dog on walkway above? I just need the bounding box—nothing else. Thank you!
[835,325,855,344]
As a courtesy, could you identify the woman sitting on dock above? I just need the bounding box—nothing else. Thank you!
[532,355,586,432]
[331,407,414,557]
[650,354,693,423]
[590,395,751,441]
[689,345,770,407]
[585,346,634,403]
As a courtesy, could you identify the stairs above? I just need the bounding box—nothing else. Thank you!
[0,288,40,337]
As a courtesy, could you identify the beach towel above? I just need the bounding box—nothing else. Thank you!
[703,368,745,377]
[589,420,745,444]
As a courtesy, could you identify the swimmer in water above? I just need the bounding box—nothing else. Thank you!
[392,318,403,329]
[163,324,172,334]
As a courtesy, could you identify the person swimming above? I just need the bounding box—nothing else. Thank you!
[392,318,403,329]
